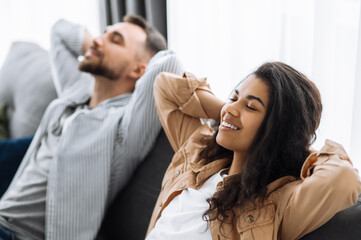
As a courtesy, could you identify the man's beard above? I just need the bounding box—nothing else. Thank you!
[79,59,119,80]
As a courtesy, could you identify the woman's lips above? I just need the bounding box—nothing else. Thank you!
[220,121,240,131]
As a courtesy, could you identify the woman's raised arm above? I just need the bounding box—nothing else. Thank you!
[153,72,224,152]
[280,140,361,239]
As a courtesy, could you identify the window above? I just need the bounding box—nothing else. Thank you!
[0,0,101,65]
[168,0,361,170]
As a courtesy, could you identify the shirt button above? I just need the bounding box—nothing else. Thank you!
[179,182,185,189]
[174,170,180,177]
[246,215,254,223]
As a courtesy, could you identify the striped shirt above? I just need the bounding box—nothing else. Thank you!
[0,104,87,240]
[0,19,184,240]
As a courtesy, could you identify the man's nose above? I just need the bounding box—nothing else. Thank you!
[93,35,104,47]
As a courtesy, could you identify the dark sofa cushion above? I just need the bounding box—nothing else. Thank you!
[300,194,361,240]
[98,129,174,240]
[0,104,8,140]
[0,136,33,197]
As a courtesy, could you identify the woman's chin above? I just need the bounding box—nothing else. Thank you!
[216,135,233,151]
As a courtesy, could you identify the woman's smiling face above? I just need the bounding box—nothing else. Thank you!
[216,74,270,156]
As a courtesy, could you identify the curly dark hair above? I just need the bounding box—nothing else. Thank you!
[201,62,322,227]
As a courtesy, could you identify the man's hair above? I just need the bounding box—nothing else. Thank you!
[123,15,167,58]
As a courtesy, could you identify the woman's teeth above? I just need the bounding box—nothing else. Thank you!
[221,121,239,130]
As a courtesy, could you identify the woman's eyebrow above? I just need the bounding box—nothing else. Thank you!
[234,89,265,106]
[247,95,265,106]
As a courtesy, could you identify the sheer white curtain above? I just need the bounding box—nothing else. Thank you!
[0,0,101,66]
[167,0,361,170]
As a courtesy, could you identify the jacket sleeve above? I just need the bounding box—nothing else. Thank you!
[153,72,213,152]
[280,140,361,240]
[49,19,94,98]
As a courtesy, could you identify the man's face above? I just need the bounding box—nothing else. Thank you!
[79,22,147,80]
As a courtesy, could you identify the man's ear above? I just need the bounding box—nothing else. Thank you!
[128,62,147,80]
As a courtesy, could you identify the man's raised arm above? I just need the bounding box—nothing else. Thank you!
[50,19,94,98]
[118,51,184,181]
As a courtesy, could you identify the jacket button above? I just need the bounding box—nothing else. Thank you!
[159,202,163,207]
[175,170,180,177]
[179,182,185,189]
[246,215,254,223]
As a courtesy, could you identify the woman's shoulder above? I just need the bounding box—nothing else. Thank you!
[182,121,214,155]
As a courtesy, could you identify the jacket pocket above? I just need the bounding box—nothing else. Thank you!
[236,202,275,240]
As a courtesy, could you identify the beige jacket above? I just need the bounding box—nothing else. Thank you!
[147,72,361,240]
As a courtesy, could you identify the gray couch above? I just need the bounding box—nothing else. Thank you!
[0,42,360,240]
[0,42,58,139]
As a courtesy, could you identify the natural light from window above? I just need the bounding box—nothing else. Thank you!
[167,0,361,171]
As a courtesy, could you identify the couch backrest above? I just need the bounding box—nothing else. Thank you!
[0,42,57,138]
[98,129,174,239]
[300,194,361,240]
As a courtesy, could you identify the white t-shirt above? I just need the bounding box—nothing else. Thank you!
[146,170,225,240]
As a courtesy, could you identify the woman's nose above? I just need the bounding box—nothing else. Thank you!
[225,102,240,118]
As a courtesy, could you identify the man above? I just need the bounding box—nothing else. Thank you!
[0,15,183,240]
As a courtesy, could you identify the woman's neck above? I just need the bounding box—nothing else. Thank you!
[228,151,246,175]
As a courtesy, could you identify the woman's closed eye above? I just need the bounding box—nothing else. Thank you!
[246,104,257,111]
[229,97,257,111]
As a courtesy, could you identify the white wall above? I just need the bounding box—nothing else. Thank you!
[167,0,361,170]
[0,0,101,66]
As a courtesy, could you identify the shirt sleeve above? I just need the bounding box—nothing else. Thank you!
[49,19,94,98]
[153,72,214,152]
[119,51,185,164]
[280,140,361,240]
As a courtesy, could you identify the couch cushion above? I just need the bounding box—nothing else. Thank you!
[300,194,361,240]
[0,136,33,197]
[98,129,174,240]
[0,104,8,140]
[0,42,57,138]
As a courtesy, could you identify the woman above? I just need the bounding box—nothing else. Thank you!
[146,62,361,240]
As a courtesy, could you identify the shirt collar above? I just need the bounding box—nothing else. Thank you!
[96,93,132,108]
